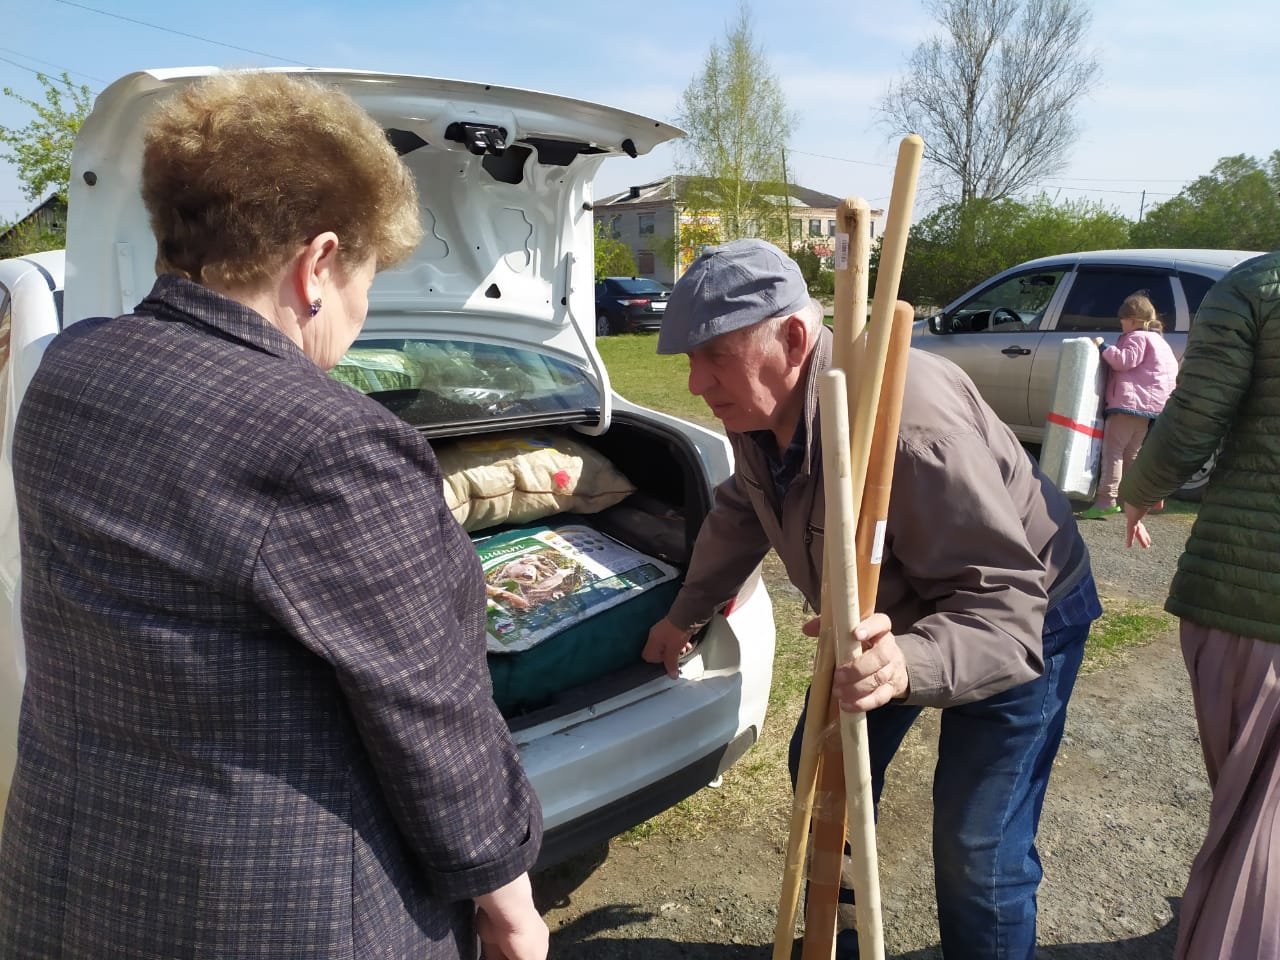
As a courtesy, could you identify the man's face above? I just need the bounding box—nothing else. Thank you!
[685,324,793,434]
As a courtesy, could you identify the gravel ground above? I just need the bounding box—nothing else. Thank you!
[535,504,1207,958]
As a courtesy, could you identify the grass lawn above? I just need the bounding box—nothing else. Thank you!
[595,332,719,430]
[597,330,1179,841]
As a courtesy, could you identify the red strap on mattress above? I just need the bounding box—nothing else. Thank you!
[1046,411,1104,440]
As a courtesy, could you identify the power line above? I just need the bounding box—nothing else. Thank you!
[789,146,1198,194]
[1031,181,1177,198]
[1035,172,1193,184]
[49,0,313,67]
[0,52,100,92]
[788,148,894,170]
[0,47,107,86]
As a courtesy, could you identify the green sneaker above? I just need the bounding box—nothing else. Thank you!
[1080,505,1123,520]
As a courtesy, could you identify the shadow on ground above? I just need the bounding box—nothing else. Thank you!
[545,907,1178,960]
[539,858,1181,960]
[533,842,610,913]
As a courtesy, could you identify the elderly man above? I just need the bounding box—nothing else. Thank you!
[643,239,1100,960]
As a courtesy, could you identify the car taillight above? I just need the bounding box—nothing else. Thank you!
[722,574,757,618]
[620,298,651,307]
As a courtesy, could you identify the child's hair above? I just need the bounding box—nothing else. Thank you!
[1119,291,1163,334]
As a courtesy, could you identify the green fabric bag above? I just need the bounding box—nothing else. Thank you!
[475,523,681,714]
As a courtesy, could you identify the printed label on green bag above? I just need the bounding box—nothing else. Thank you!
[477,524,678,653]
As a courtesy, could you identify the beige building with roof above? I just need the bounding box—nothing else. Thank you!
[592,175,884,284]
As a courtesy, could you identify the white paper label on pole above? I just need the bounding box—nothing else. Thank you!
[870,520,887,565]
[835,233,850,270]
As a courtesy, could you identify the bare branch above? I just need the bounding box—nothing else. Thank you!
[878,0,1099,203]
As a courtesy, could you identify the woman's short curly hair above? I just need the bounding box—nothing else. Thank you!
[142,71,422,288]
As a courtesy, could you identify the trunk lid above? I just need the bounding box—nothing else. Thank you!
[62,67,682,435]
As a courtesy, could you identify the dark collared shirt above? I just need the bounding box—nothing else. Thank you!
[748,418,809,507]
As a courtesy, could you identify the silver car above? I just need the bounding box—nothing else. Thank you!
[912,249,1263,496]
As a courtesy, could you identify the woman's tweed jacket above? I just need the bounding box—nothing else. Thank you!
[1120,252,1280,643]
[0,276,541,959]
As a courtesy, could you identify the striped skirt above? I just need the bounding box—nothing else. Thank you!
[1177,621,1280,959]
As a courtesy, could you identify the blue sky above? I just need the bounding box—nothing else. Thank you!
[1,0,1276,226]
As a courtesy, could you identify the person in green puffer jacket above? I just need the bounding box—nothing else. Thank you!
[1119,250,1279,960]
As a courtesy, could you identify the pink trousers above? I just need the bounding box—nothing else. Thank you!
[1096,412,1151,508]
[1176,621,1280,959]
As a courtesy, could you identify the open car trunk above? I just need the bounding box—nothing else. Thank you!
[431,414,713,730]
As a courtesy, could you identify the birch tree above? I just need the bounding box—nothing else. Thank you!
[675,4,796,242]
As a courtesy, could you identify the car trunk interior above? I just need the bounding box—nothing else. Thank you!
[440,414,714,731]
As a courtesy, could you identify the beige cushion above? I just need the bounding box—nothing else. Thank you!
[437,432,636,532]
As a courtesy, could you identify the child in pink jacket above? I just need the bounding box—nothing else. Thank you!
[1082,292,1179,519]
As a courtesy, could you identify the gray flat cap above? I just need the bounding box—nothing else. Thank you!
[656,238,811,355]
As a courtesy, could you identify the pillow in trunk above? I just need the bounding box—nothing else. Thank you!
[437,431,636,532]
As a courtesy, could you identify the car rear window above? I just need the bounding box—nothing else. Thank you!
[1179,272,1219,319]
[331,338,600,431]
[610,278,666,295]
[1056,269,1176,334]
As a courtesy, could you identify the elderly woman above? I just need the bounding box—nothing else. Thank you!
[0,73,546,959]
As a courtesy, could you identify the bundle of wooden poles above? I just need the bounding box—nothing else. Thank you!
[772,133,923,960]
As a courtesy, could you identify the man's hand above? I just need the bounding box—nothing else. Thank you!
[643,617,695,678]
[804,612,910,712]
[1124,502,1152,549]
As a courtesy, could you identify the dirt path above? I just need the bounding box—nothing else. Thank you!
[536,508,1207,957]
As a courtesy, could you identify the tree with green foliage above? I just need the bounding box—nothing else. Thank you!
[792,243,834,297]
[674,3,796,242]
[654,211,721,275]
[882,194,1131,308]
[1130,152,1280,251]
[0,72,93,203]
[881,0,1098,203]
[593,223,637,280]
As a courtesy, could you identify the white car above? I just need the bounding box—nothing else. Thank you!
[0,68,776,867]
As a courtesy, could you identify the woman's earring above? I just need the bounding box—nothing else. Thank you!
[309,299,322,317]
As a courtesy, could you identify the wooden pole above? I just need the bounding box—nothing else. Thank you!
[800,196,872,957]
[774,197,873,959]
[773,585,838,960]
[772,134,923,960]
[819,368,884,960]
[852,135,922,493]
[803,305,914,959]
[855,304,914,614]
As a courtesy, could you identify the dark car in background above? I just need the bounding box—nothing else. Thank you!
[596,276,670,336]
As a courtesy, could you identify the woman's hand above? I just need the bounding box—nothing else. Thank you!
[804,612,910,712]
[1124,502,1152,549]
[474,873,548,960]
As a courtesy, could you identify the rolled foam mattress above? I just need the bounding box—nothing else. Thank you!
[1039,337,1105,500]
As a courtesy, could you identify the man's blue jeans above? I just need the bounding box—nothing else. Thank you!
[788,574,1099,960]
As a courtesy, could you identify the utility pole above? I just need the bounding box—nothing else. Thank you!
[782,147,793,250]
[1138,189,1147,223]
